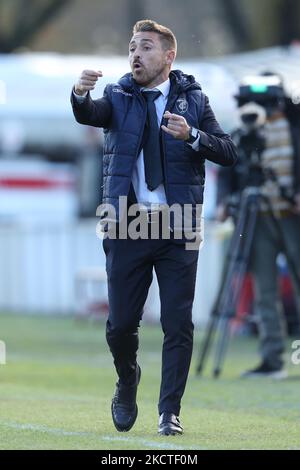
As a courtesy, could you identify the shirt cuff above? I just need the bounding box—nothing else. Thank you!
[187,134,201,151]
[73,90,88,102]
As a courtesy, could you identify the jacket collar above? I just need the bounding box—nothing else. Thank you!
[141,77,170,98]
[118,69,202,95]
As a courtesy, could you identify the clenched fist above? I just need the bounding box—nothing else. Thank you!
[74,69,103,96]
[161,111,190,141]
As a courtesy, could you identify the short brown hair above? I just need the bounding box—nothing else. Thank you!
[132,19,177,53]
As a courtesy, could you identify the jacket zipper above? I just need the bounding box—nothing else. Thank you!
[161,90,183,233]
[161,91,181,205]
[116,89,146,221]
[131,91,147,178]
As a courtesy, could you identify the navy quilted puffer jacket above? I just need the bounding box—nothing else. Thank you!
[71,70,237,222]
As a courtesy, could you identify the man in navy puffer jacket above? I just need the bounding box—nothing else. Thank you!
[71,19,237,436]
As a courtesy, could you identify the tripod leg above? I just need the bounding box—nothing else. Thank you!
[195,218,242,376]
[196,219,244,375]
[195,227,243,376]
[213,317,231,378]
[196,314,218,375]
[212,195,259,377]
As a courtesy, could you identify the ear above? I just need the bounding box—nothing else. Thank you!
[165,49,175,65]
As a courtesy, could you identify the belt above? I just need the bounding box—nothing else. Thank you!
[134,204,169,223]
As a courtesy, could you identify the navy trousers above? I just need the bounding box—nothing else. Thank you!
[103,231,199,416]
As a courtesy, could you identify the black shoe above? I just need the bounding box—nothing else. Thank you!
[158,413,183,436]
[111,365,141,432]
[240,361,288,380]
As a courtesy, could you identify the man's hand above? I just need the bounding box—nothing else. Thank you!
[74,70,103,96]
[161,111,190,140]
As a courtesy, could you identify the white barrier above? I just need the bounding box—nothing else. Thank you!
[0,219,225,325]
[0,340,6,365]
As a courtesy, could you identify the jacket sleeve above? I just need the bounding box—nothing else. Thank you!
[70,85,112,128]
[198,95,237,167]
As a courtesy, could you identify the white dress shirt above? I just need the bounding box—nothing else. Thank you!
[132,79,170,206]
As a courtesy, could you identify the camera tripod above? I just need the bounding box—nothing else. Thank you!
[196,185,300,378]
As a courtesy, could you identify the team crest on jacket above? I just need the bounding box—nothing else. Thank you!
[175,98,188,114]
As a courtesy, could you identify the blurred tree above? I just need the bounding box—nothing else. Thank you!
[278,0,300,45]
[0,0,70,53]
[4,0,300,56]
[127,0,145,31]
[219,0,252,50]
[219,0,300,51]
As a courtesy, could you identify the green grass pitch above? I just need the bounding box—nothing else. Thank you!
[0,313,300,450]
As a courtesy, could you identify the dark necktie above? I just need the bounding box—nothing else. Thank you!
[142,90,164,191]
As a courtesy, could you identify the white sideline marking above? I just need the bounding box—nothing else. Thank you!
[0,421,94,437]
[0,421,200,450]
[103,435,198,450]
